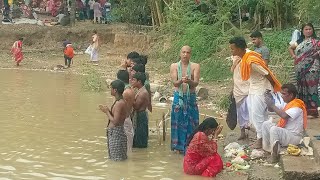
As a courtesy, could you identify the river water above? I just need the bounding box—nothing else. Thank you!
[0,69,223,180]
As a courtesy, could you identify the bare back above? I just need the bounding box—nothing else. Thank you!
[170,62,200,93]
[109,99,127,128]
[122,88,135,117]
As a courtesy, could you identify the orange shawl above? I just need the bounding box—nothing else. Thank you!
[240,51,281,92]
[277,98,307,129]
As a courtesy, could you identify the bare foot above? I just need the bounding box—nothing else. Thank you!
[238,128,246,140]
[251,138,262,149]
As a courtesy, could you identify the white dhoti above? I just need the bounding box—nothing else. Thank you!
[236,96,249,129]
[262,120,302,153]
[249,94,268,139]
[124,117,134,155]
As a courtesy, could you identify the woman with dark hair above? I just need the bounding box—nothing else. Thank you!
[11,38,24,66]
[183,117,223,177]
[288,23,320,117]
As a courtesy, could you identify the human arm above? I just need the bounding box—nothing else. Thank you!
[230,56,241,72]
[288,45,297,59]
[185,63,200,88]
[265,92,290,119]
[170,63,183,87]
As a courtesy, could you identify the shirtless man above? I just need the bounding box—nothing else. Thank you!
[131,72,150,148]
[99,79,128,161]
[117,70,135,154]
[170,45,200,153]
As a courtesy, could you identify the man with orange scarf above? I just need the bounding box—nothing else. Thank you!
[229,37,281,149]
[263,83,306,163]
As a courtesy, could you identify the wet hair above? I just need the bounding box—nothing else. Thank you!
[19,38,24,41]
[229,37,247,50]
[132,64,145,73]
[250,31,263,38]
[186,117,219,147]
[281,83,297,98]
[110,79,125,94]
[131,57,142,65]
[93,30,97,34]
[133,72,146,85]
[117,70,129,84]
[297,23,317,44]
[140,55,148,65]
[127,51,140,60]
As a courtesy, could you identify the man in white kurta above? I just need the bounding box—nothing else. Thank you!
[231,56,250,140]
[248,62,273,148]
[262,83,305,162]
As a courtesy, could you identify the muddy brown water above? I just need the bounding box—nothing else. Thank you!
[0,69,229,180]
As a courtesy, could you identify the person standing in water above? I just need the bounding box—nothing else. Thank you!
[117,70,135,154]
[131,72,150,148]
[170,45,200,154]
[11,38,24,66]
[99,80,128,161]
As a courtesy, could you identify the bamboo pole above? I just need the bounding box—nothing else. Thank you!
[162,112,166,141]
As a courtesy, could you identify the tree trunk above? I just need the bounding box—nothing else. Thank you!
[70,0,76,26]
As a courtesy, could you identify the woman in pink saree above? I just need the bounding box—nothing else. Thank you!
[183,117,224,177]
[11,38,24,66]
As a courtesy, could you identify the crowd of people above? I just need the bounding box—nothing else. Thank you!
[1,0,111,24]
[9,22,319,178]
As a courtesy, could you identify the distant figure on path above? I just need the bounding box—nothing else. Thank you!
[11,38,24,66]
[91,30,100,63]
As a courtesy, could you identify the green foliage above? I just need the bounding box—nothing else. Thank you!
[111,0,152,25]
[263,29,293,83]
[81,65,104,92]
[217,93,231,111]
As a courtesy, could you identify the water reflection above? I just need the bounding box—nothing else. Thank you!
[0,69,224,180]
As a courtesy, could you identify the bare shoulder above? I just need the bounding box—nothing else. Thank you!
[170,63,178,69]
[191,62,200,69]
[117,99,127,108]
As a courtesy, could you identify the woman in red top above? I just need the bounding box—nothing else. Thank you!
[11,38,24,66]
[183,117,223,177]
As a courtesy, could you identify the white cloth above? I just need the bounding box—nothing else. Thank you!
[124,117,134,155]
[236,96,249,129]
[285,107,304,136]
[262,120,302,153]
[249,63,272,95]
[56,13,65,23]
[249,94,268,139]
[233,61,249,103]
[90,48,98,62]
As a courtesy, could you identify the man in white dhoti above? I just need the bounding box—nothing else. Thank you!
[229,38,250,140]
[229,37,282,146]
[263,83,307,163]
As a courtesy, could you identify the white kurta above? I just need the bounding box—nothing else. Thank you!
[248,63,271,139]
[262,107,303,153]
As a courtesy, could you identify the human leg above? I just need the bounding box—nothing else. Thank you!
[133,111,148,148]
[262,120,276,152]
[171,91,186,153]
[249,94,268,148]
[237,96,249,140]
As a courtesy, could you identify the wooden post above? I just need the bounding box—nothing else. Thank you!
[162,112,166,141]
